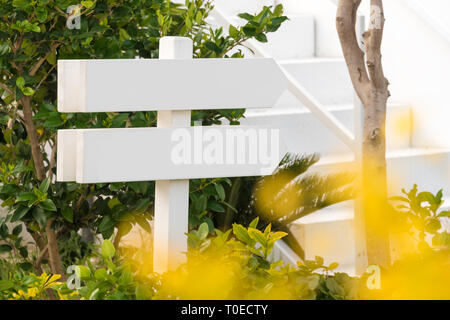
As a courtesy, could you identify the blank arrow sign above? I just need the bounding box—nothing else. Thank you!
[57,58,287,113]
[57,127,284,184]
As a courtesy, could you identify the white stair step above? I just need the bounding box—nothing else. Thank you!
[223,14,315,59]
[264,14,315,59]
[278,58,354,105]
[289,201,356,274]
[213,0,275,16]
[295,148,450,269]
[277,0,344,57]
[313,148,450,196]
[241,103,412,155]
[291,196,450,273]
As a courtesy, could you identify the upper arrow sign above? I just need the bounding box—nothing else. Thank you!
[57,58,288,113]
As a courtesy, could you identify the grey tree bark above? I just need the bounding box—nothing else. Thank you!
[336,0,391,269]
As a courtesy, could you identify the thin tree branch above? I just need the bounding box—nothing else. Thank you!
[29,44,60,77]
[336,0,370,104]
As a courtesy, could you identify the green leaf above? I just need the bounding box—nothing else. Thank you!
[19,262,33,271]
[36,7,48,22]
[425,218,441,234]
[135,215,152,233]
[328,262,339,271]
[220,201,238,213]
[112,113,129,127]
[61,207,74,223]
[16,192,37,203]
[19,247,28,258]
[39,199,57,212]
[418,192,437,205]
[207,200,224,212]
[129,182,149,194]
[12,224,22,236]
[232,223,255,246]
[16,76,25,88]
[270,231,287,242]
[107,197,121,209]
[197,222,209,240]
[389,196,410,203]
[39,177,51,193]
[0,184,20,195]
[133,198,150,213]
[237,13,254,21]
[255,33,268,43]
[135,285,152,300]
[248,227,267,246]
[273,4,284,17]
[102,239,116,259]
[11,206,30,222]
[99,215,115,232]
[81,0,94,9]
[0,244,12,253]
[0,280,14,291]
[204,41,221,54]
[75,265,91,280]
[33,110,51,120]
[214,183,226,201]
[249,217,259,229]
[43,113,63,127]
[315,256,324,266]
[229,25,239,39]
[438,211,450,218]
[22,87,35,96]
[94,268,108,281]
[119,28,131,41]
[46,51,56,66]
[32,207,47,227]
[326,278,345,297]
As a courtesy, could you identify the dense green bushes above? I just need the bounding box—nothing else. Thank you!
[0,219,363,300]
[0,0,288,276]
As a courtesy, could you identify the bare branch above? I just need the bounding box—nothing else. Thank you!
[336,0,370,103]
[29,44,60,77]
[0,82,13,95]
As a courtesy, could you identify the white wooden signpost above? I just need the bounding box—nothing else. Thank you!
[57,37,288,273]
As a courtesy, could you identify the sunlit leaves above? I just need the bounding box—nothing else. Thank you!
[390,184,449,250]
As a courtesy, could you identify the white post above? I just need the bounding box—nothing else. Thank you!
[354,15,368,275]
[153,37,193,273]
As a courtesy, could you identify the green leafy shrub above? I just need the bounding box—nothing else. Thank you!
[391,184,450,251]
[0,0,288,275]
[0,272,63,300]
[51,220,361,300]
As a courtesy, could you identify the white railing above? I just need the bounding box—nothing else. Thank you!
[210,8,356,151]
[270,240,301,266]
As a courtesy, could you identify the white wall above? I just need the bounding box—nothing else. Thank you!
[380,1,450,148]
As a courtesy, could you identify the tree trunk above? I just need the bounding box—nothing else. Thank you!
[336,0,391,269]
[21,96,65,277]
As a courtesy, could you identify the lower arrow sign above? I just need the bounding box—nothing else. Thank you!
[57,126,285,183]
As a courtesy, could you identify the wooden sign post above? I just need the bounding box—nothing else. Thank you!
[57,37,288,273]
